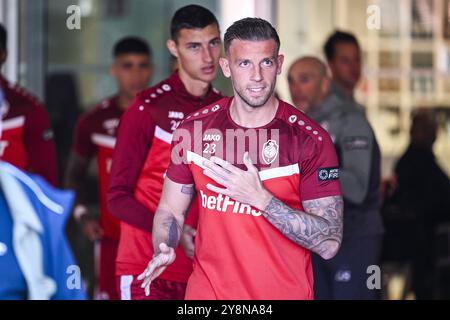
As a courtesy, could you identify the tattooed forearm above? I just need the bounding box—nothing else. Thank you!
[152,182,195,255]
[152,209,183,255]
[167,218,181,248]
[262,196,343,260]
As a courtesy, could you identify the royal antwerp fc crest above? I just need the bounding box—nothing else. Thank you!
[262,140,279,165]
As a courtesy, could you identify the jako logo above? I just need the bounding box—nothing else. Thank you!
[203,134,221,142]
[103,118,120,135]
[200,190,262,217]
[169,111,184,120]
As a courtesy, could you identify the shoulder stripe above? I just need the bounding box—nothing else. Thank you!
[183,103,224,123]
[0,162,64,214]
[2,116,25,131]
[187,151,299,181]
[154,126,173,144]
[91,133,116,149]
[187,151,207,170]
[259,164,300,181]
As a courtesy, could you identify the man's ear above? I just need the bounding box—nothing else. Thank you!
[219,57,231,78]
[276,54,285,75]
[167,39,178,59]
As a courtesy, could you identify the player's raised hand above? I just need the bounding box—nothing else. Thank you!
[203,152,273,210]
[137,243,176,296]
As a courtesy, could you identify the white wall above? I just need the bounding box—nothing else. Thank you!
[219,0,274,34]
[0,0,19,84]
[276,0,334,102]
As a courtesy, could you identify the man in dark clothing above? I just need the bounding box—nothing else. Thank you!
[394,110,450,299]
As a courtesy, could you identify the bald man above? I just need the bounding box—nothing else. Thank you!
[288,57,330,114]
[288,57,384,300]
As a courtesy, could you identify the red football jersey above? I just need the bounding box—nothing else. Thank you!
[73,96,123,239]
[0,76,58,186]
[111,72,223,282]
[167,97,342,299]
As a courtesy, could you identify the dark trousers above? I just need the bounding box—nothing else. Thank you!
[312,235,383,300]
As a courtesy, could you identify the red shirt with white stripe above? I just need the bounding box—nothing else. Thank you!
[73,96,123,239]
[0,76,58,186]
[167,97,342,299]
[108,71,223,282]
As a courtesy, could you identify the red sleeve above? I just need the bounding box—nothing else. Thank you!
[73,113,96,158]
[300,133,342,201]
[166,124,194,185]
[23,103,58,186]
[107,99,156,233]
[166,123,198,227]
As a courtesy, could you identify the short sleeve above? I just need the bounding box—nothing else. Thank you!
[166,124,194,185]
[300,133,342,201]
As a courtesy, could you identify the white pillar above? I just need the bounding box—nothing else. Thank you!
[219,0,274,33]
[0,0,19,84]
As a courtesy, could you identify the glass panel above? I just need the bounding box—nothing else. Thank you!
[346,0,369,40]
[410,52,435,100]
[46,0,221,109]
[379,51,401,92]
[377,0,400,37]
[444,0,450,38]
[412,0,434,38]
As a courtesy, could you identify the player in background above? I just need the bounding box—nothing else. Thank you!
[138,18,343,300]
[107,5,223,300]
[324,31,363,108]
[1,88,87,300]
[0,23,58,186]
[65,37,154,300]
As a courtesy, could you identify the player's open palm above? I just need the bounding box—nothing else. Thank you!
[137,243,176,296]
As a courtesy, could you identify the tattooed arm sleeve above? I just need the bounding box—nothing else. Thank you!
[152,176,196,255]
[262,195,343,260]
